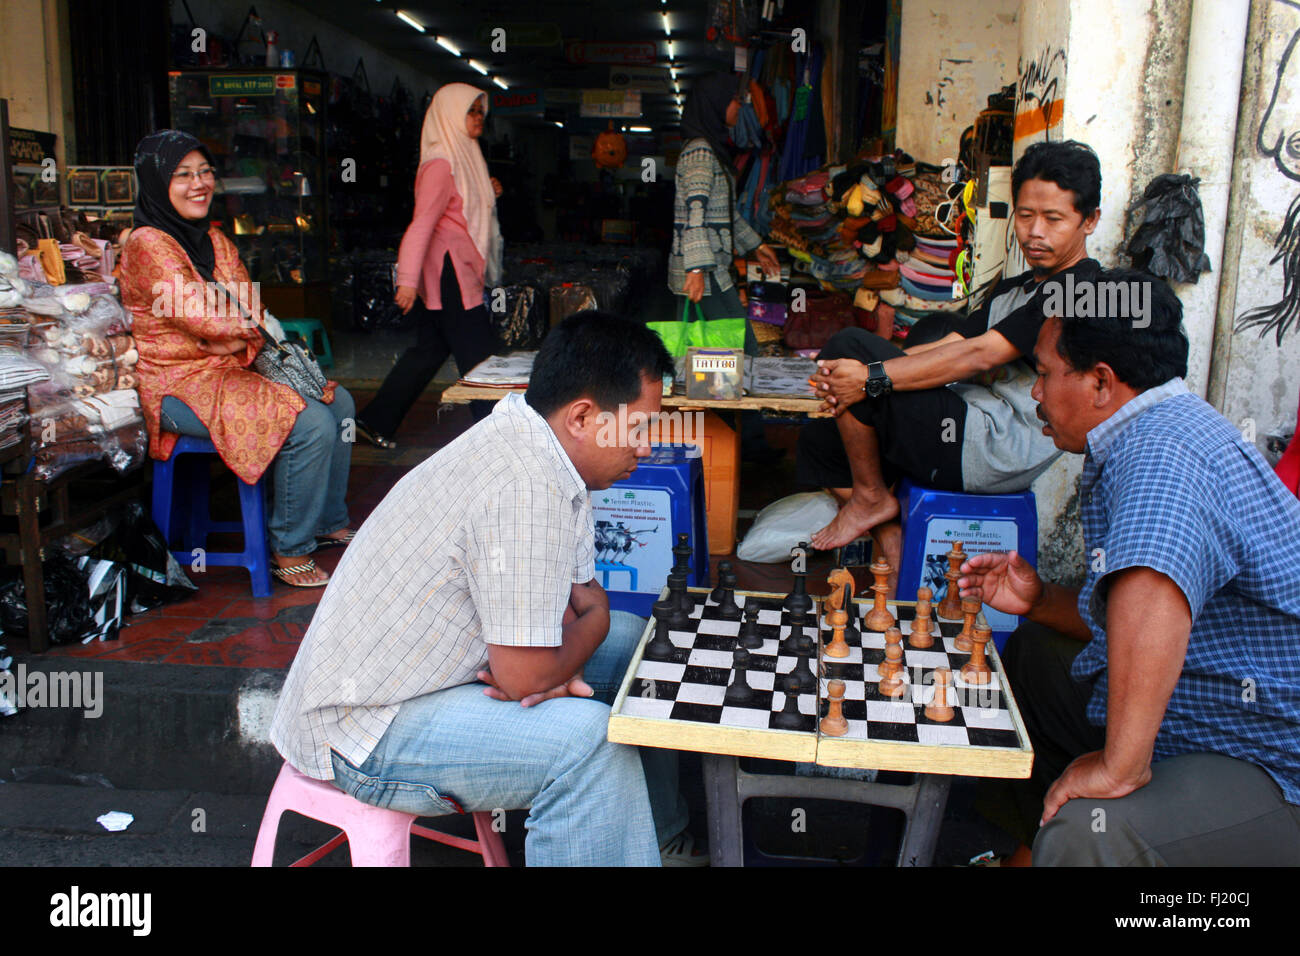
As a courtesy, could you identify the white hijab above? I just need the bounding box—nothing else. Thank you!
[419,83,502,286]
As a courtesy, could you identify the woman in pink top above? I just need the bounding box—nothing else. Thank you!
[356,84,502,448]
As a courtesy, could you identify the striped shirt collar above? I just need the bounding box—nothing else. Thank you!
[1085,377,1189,467]
[497,392,587,502]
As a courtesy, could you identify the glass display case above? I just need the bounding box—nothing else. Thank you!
[168,69,329,316]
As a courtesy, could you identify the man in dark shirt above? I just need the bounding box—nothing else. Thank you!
[801,141,1103,592]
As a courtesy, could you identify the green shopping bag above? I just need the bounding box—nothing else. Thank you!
[647,298,747,358]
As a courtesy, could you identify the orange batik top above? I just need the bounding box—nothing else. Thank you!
[119,226,338,485]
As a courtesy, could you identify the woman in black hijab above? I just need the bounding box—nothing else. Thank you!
[120,130,356,590]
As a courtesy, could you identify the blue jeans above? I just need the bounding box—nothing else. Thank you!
[160,390,354,558]
[329,610,689,867]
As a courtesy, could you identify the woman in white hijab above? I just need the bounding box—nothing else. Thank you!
[356,83,503,448]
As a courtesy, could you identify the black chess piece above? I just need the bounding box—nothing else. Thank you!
[724,647,754,705]
[646,600,676,659]
[672,532,693,577]
[665,571,691,627]
[740,602,764,649]
[709,559,734,603]
[715,569,742,621]
[790,634,817,691]
[773,674,806,730]
[782,610,807,654]
[783,566,813,616]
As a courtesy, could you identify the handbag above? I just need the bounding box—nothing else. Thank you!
[211,279,330,401]
[647,298,747,358]
[782,288,861,351]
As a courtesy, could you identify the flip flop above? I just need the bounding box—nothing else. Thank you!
[315,530,356,549]
[270,559,330,588]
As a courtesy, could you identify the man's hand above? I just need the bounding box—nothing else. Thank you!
[810,359,868,415]
[477,667,594,707]
[394,285,417,314]
[197,336,248,356]
[755,244,781,279]
[684,270,706,303]
[957,550,1043,617]
[1040,750,1151,826]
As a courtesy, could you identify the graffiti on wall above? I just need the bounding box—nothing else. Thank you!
[1014,45,1066,144]
[1237,0,1300,344]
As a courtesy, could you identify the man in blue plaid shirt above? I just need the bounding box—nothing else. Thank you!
[960,268,1300,865]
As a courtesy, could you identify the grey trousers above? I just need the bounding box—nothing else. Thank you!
[1001,622,1300,866]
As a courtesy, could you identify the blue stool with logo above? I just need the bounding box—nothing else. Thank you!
[595,444,709,617]
[896,478,1037,651]
[278,318,333,368]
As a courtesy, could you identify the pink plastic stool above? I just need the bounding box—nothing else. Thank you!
[251,762,510,867]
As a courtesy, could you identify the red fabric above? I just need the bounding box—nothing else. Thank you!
[1275,386,1300,498]
[396,159,486,311]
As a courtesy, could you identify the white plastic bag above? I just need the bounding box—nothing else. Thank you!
[736,492,840,563]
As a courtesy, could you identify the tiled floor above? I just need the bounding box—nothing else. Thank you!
[36,389,829,669]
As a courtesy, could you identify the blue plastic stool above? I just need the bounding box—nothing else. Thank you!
[151,436,273,598]
[278,318,333,368]
[595,444,709,617]
[896,478,1037,652]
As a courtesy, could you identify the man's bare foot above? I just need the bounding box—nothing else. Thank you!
[272,553,329,587]
[872,520,903,598]
[811,491,900,552]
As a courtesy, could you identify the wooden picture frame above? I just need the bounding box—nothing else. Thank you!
[103,169,135,205]
[68,168,101,204]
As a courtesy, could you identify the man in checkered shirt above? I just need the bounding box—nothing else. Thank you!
[960,269,1300,865]
[270,311,704,866]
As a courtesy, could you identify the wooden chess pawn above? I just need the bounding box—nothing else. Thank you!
[821,678,849,736]
[877,626,904,676]
[909,586,935,649]
[925,667,955,722]
[878,641,907,698]
[961,622,993,684]
[824,607,850,658]
[864,558,895,632]
[936,542,966,620]
[955,597,980,652]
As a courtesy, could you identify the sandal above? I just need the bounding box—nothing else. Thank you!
[270,559,330,588]
[355,419,396,450]
[315,529,356,549]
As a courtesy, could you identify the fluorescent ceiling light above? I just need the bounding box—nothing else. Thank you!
[667,40,675,60]
[662,12,671,35]
[435,36,461,56]
[629,126,651,132]
[396,10,425,32]
[553,121,564,128]
[492,76,508,89]
[467,59,489,75]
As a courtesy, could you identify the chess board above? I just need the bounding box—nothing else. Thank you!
[608,587,1034,778]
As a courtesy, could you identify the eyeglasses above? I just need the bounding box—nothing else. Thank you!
[467,106,485,117]
[172,167,217,185]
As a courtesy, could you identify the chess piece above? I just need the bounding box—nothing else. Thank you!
[672,532,693,577]
[665,572,691,628]
[864,558,895,632]
[909,586,935,649]
[783,553,813,616]
[936,542,966,620]
[878,626,904,676]
[878,641,907,698]
[782,610,807,655]
[740,602,764,649]
[715,568,743,621]
[824,607,850,658]
[925,668,955,722]
[961,622,993,685]
[955,597,980,653]
[773,675,806,730]
[820,679,849,736]
[825,567,860,647]
[646,600,676,659]
[709,560,734,602]
[725,647,755,704]
[790,630,818,690]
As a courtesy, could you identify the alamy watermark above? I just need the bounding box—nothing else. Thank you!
[0,665,103,718]
[151,277,261,328]
[595,406,706,448]
[1041,273,1151,327]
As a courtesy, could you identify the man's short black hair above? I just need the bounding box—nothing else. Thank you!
[1050,268,1189,390]
[1012,140,1102,218]
[526,310,674,418]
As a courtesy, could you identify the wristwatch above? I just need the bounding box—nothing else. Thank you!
[864,361,892,397]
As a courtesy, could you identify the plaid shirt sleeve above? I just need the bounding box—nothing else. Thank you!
[465,477,574,647]
[572,495,595,583]
[1089,439,1239,628]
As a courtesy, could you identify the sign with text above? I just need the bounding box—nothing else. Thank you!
[210,74,278,96]
[491,89,545,115]
[475,22,561,47]
[8,127,57,168]
[580,89,642,119]
[566,41,656,65]
[609,66,671,93]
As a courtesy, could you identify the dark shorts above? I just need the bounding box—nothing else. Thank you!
[796,318,968,492]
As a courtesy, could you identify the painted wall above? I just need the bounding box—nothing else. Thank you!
[0,0,74,163]
[895,0,1021,163]
[1209,0,1300,462]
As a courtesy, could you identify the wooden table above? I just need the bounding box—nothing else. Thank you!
[440,382,829,416]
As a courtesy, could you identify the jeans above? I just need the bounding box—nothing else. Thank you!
[159,390,354,558]
[329,610,689,867]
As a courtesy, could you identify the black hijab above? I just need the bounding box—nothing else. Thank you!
[132,130,218,281]
[681,72,742,173]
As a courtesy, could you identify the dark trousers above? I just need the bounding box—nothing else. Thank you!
[993,621,1300,865]
[361,253,496,435]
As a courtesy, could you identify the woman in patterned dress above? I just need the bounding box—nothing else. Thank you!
[119,130,354,588]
